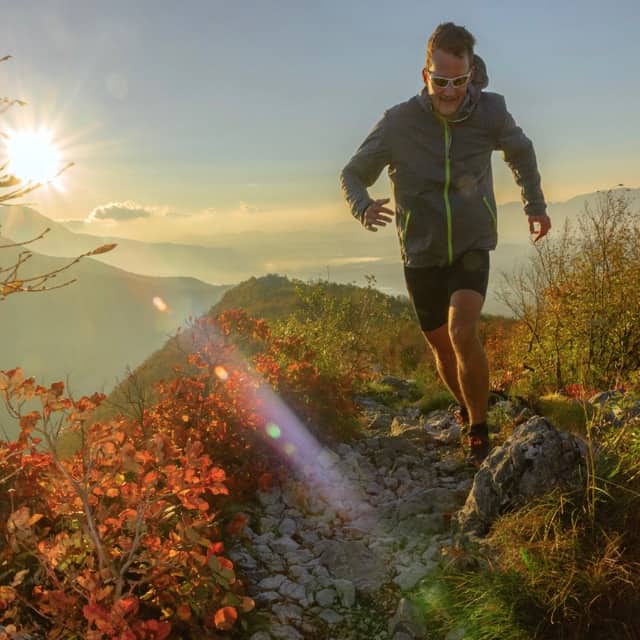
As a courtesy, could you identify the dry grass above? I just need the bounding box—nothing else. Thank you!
[416,417,640,640]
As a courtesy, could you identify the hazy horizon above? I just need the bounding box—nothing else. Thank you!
[7,185,639,316]
[2,1,639,231]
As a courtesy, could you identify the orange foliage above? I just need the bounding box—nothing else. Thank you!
[482,317,526,394]
[0,308,361,637]
[212,606,237,630]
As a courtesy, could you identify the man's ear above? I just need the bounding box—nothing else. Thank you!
[421,67,429,85]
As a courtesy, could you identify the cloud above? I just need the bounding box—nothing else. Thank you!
[87,201,153,222]
[260,256,383,271]
[85,200,188,223]
[327,256,382,265]
[164,210,193,219]
[74,200,358,244]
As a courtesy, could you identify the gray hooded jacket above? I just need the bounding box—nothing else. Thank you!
[339,55,547,268]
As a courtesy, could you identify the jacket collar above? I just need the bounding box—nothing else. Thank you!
[417,54,489,123]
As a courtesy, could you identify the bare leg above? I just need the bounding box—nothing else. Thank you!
[448,289,489,425]
[423,323,465,406]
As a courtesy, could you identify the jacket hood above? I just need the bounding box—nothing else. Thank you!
[418,53,489,122]
[470,54,489,91]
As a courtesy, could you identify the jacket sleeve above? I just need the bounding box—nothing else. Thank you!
[495,99,547,217]
[339,112,391,224]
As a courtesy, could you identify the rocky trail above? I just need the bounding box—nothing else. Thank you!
[229,377,586,640]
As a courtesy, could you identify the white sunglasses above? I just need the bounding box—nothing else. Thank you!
[426,70,472,89]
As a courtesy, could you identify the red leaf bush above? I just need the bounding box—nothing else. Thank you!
[0,309,367,637]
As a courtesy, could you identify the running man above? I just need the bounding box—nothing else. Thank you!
[340,22,551,465]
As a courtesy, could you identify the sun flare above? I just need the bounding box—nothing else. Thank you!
[3,128,63,184]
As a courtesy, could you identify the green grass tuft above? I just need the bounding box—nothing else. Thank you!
[534,394,592,433]
[416,390,456,414]
[416,568,541,640]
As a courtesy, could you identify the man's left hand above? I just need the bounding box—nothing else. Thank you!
[529,214,551,242]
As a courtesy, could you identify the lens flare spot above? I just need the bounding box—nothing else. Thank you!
[214,366,229,380]
[265,423,281,439]
[152,296,168,312]
[283,443,296,456]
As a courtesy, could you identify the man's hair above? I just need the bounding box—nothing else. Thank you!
[426,22,475,69]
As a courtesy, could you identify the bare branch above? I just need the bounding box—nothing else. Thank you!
[0,227,51,249]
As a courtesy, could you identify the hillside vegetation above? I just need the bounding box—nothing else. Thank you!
[93,275,420,424]
[1,190,639,638]
[94,272,515,430]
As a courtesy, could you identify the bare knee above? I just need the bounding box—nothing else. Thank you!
[449,289,484,352]
[423,323,455,361]
[449,320,479,352]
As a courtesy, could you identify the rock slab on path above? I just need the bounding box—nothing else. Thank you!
[456,416,586,536]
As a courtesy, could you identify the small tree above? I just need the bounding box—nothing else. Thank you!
[498,188,640,391]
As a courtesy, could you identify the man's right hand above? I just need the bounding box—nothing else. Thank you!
[363,198,395,232]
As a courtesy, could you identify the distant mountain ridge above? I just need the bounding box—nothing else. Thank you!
[0,235,230,437]
[0,206,254,285]
[484,187,639,243]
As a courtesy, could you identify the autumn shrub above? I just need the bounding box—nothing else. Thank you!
[0,371,255,639]
[374,312,429,379]
[482,315,526,395]
[193,307,366,443]
[0,308,363,638]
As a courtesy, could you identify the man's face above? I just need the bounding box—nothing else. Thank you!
[422,48,472,117]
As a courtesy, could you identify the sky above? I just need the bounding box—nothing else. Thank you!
[1,0,639,243]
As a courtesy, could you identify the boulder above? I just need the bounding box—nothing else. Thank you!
[456,416,586,536]
[393,562,431,591]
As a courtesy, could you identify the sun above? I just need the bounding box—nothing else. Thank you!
[2,128,63,184]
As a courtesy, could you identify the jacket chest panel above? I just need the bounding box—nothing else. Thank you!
[389,121,445,190]
[442,122,495,193]
[446,124,494,160]
[390,119,493,193]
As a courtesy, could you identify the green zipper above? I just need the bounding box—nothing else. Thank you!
[401,209,412,255]
[482,196,498,230]
[443,120,453,265]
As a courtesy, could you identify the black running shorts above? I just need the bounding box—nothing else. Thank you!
[403,250,490,332]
